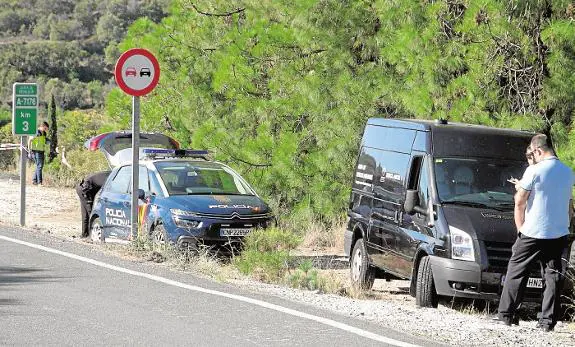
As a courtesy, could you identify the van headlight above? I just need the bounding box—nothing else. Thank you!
[450,226,475,262]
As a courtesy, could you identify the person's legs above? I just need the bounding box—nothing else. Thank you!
[539,236,568,330]
[76,184,92,238]
[36,152,44,184]
[498,234,540,323]
[32,151,39,184]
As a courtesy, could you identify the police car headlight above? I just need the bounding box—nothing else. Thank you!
[173,217,202,229]
[450,226,475,262]
[170,208,199,217]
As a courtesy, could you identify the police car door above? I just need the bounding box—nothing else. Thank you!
[102,165,132,241]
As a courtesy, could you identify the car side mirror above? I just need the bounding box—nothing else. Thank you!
[404,189,428,216]
[137,188,146,201]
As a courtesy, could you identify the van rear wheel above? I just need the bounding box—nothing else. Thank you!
[416,256,438,308]
[350,238,375,290]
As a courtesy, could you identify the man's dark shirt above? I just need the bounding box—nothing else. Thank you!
[79,171,111,201]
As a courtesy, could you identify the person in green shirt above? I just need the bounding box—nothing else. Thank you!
[28,121,49,185]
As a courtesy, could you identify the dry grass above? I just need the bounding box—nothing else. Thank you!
[102,238,243,283]
[298,219,346,254]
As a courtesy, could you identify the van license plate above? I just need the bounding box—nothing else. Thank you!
[220,228,252,237]
[527,277,543,289]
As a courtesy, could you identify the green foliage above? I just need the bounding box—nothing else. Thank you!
[47,94,58,162]
[234,227,301,282]
[0,0,171,113]
[286,260,319,290]
[44,149,108,187]
[110,0,575,225]
[0,123,17,170]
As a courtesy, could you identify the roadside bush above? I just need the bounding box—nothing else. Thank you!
[287,260,319,290]
[234,227,301,283]
[44,149,108,186]
[0,123,17,171]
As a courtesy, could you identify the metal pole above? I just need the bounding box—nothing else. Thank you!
[131,96,140,240]
[19,136,27,226]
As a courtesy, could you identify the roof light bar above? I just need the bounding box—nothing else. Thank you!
[142,148,210,159]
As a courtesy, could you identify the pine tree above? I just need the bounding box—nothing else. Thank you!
[48,94,58,163]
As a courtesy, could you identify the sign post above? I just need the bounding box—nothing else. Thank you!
[115,49,160,239]
[12,83,38,226]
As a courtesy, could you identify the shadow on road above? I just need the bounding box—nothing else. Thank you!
[0,266,59,287]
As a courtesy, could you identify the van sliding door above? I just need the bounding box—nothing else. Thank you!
[370,150,410,274]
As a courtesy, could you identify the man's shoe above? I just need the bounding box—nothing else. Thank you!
[491,317,512,326]
[536,322,554,332]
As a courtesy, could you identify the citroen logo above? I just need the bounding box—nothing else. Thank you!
[231,212,241,219]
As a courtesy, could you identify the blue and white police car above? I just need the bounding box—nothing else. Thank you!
[85,132,274,249]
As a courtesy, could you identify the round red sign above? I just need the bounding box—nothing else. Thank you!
[114,48,160,97]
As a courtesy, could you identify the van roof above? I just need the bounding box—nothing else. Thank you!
[366,118,534,137]
[366,118,535,160]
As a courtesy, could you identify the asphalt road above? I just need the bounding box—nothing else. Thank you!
[0,226,436,346]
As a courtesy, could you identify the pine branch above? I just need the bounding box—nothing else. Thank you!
[188,2,245,17]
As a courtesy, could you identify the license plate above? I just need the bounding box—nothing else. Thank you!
[220,228,252,237]
[501,276,543,289]
[527,277,543,289]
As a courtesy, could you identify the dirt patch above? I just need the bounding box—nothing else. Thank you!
[0,177,80,238]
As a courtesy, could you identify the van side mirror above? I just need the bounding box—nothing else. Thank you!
[404,189,428,216]
[137,189,146,201]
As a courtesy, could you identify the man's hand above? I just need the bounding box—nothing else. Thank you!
[514,188,530,232]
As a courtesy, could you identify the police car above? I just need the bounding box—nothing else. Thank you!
[85,132,274,249]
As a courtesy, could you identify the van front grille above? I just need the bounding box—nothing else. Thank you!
[484,241,512,271]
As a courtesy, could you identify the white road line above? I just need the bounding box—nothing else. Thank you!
[0,234,420,347]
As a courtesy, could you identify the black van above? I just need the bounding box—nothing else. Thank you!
[345,118,573,307]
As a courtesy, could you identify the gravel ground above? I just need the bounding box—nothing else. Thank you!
[0,177,574,346]
[0,175,80,238]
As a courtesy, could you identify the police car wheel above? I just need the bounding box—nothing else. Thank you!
[90,217,103,243]
[151,224,168,244]
[350,238,375,290]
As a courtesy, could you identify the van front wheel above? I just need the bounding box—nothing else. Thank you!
[350,238,375,290]
[416,256,438,308]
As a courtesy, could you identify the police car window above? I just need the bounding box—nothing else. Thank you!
[107,166,131,194]
[134,166,150,192]
[148,171,163,196]
[154,161,254,196]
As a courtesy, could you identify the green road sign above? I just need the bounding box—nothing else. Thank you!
[15,96,37,107]
[15,84,37,95]
[12,83,38,136]
[13,108,37,135]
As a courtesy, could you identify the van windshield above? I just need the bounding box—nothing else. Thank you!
[434,157,528,209]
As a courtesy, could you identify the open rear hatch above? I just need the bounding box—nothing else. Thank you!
[85,131,179,168]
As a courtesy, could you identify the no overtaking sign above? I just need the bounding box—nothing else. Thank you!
[115,48,160,97]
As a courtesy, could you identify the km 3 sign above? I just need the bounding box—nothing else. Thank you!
[12,83,38,136]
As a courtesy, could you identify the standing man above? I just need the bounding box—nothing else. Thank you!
[496,134,574,331]
[28,121,49,185]
[76,170,110,238]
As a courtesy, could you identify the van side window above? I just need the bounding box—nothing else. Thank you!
[407,156,429,208]
[373,151,409,202]
[418,158,430,208]
[407,156,423,190]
